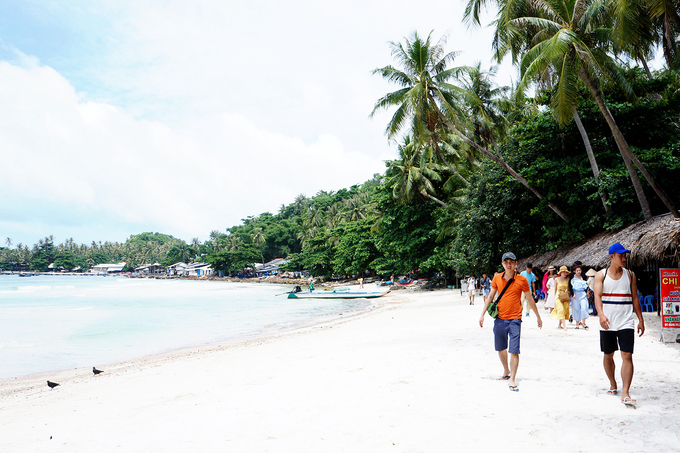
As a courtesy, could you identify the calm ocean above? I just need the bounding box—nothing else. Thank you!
[0,275,374,379]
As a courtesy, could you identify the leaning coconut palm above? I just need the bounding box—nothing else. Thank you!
[466,0,613,213]
[510,0,679,219]
[371,31,569,220]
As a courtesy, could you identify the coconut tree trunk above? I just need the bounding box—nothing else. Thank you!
[421,190,450,208]
[639,57,653,80]
[582,71,679,219]
[439,115,570,221]
[573,110,611,213]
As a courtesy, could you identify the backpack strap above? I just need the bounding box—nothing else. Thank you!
[494,274,515,305]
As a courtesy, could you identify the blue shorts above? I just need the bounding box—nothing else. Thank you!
[493,318,522,354]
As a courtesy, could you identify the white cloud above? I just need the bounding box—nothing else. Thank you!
[0,60,385,245]
[0,0,519,245]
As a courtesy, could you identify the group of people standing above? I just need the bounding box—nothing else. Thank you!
[541,262,594,330]
[477,243,645,406]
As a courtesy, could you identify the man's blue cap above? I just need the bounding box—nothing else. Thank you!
[609,242,631,255]
[502,252,517,261]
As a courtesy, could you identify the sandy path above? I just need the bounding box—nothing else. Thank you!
[1,290,679,452]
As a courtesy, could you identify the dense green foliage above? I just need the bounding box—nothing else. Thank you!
[2,5,679,280]
[2,68,679,279]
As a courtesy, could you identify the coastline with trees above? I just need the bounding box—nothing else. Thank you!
[3,0,680,281]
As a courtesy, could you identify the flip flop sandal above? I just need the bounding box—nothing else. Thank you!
[499,375,511,380]
[509,385,519,392]
[607,389,617,395]
[622,397,636,406]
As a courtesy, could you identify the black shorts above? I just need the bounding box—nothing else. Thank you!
[600,329,634,354]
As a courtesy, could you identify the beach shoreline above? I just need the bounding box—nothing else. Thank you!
[0,284,403,397]
[2,289,679,452]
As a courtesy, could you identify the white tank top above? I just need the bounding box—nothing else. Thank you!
[601,268,635,331]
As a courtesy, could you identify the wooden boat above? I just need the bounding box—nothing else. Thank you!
[287,290,389,300]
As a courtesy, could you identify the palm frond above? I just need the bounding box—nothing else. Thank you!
[552,52,581,124]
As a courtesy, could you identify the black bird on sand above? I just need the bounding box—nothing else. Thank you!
[93,367,104,375]
[47,380,59,389]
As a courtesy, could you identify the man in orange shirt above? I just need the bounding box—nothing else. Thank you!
[479,252,543,391]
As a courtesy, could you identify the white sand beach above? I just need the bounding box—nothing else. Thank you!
[2,289,679,452]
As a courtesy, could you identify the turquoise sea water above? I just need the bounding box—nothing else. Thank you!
[0,275,375,379]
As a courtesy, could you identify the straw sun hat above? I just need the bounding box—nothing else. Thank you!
[558,266,569,274]
[585,268,597,277]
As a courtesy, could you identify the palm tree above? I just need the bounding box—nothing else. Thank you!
[385,137,450,207]
[371,31,570,220]
[176,243,194,263]
[340,193,377,221]
[509,0,678,219]
[646,0,680,68]
[452,63,510,151]
[293,194,308,216]
[252,228,266,265]
[226,236,244,252]
[326,204,342,229]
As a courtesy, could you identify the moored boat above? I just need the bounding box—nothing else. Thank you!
[287,290,389,299]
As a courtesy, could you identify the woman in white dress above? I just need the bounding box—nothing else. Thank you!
[570,266,590,329]
[545,267,556,312]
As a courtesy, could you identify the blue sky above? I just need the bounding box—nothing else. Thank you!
[0,0,515,247]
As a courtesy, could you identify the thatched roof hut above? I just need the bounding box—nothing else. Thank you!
[520,213,680,270]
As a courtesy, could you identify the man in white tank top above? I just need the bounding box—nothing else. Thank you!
[594,243,645,406]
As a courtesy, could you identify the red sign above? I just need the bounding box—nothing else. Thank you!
[660,268,680,328]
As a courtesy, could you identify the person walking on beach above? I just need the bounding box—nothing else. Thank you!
[468,275,477,305]
[586,268,597,316]
[594,243,645,406]
[520,263,537,317]
[544,266,556,313]
[480,273,492,300]
[551,266,571,330]
[479,252,542,392]
[568,261,583,323]
[570,265,590,329]
[541,266,554,302]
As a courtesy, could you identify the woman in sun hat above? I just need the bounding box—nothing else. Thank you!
[586,268,597,315]
[551,265,571,329]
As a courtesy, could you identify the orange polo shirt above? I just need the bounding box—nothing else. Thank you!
[492,272,530,320]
